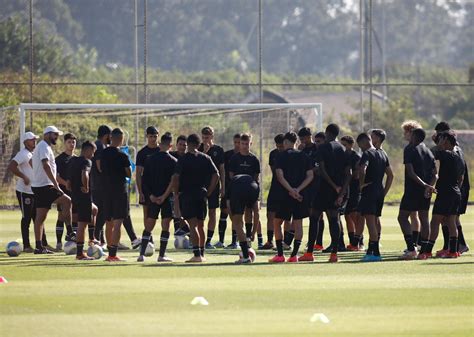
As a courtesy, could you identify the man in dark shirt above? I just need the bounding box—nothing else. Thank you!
[101,128,131,262]
[170,135,190,236]
[398,128,436,260]
[268,132,313,263]
[300,124,351,263]
[173,134,219,263]
[313,131,326,251]
[54,133,77,250]
[419,131,465,259]
[67,141,97,260]
[198,126,225,250]
[357,132,392,262]
[91,125,111,246]
[261,133,284,250]
[137,132,177,263]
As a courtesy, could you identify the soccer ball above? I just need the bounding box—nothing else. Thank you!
[144,242,155,257]
[174,235,190,249]
[64,241,77,255]
[6,241,23,257]
[239,248,256,262]
[87,244,104,259]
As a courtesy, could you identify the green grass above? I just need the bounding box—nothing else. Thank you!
[0,206,473,337]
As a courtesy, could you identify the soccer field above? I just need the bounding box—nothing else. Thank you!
[0,206,473,337]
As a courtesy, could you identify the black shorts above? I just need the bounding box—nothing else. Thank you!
[207,184,220,209]
[275,196,309,221]
[358,187,384,216]
[433,192,461,216]
[147,198,173,219]
[400,190,431,212]
[230,190,259,215]
[266,190,281,213]
[344,191,361,214]
[458,189,469,215]
[180,190,207,221]
[103,191,129,221]
[312,185,338,211]
[32,185,64,209]
[16,191,36,220]
[72,194,93,223]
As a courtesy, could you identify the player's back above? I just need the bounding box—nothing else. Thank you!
[177,152,217,192]
[362,148,388,189]
[276,149,311,188]
[435,149,465,194]
[318,140,348,186]
[68,156,91,196]
[101,146,129,193]
[144,151,177,195]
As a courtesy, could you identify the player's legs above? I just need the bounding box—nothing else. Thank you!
[187,217,204,262]
[283,219,295,249]
[362,214,381,261]
[289,219,303,259]
[158,217,172,260]
[456,216,469,253]
[418,214,444,258]
[410,212,421,246]
[305,209,323,254]
[397,209,417,259]
[418,210,430,248]
[205,207,217,249]
[344,212,356,248]
[33,208,48,250]
[354,212,365,249]
[138,217,157,259]
[75,203,96,261]
[217,207,228,246]
[272,217,285,259]
[326,209,342,260]
[446,215,458,255]
[17,191,33,251]
[263,210,275,249]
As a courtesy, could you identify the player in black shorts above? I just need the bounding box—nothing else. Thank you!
[419,131,465,259]
[268,132,314,263]
[198,126,225,250]
[173,134,219,263]
[229,133,261,247]
[340,135,363,251]
[137,132,177,262]
[398,128,436,260]
[357,132,392,262]
[229,174,260,264]
[67,141,97,260]
[312,131,327,251]
[101,128,131,262]
[136,126,160,243]
[301,124,351,263]
[261,133,285,250]
[170,135,190,236]
[55,133,78,250]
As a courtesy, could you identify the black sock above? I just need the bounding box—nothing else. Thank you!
[267,230,274,243]
[206,230,214,245]
[56,220,64,243]
[76,242,84,256]
[348,232,355,246]
[88,226,95,241]
[245,223,253,238]
[231,230,237,245]
[199,247,204,257]
[360,235,364,246]
[442,226,449,250]
[316,218,324,246]
[240,241,249,259]
[173,218,181,232]
[457,225,466,246]
[329,217,341,253]
[108,245,117,257]
[65,223,73,236]
[20,217,31,248]
[423,240,435,254]
[284,230,295,246]
[276,239,283,257]
[354,234,361,247]
[41,228,48,246]
[372,240,380,256]
[218,213,227,243]
[257,234,263,246]
[291,239,301,257]
[339,229,345,248]
[449,236,458,254]
[123,216,137,242]
[35,240,43,250]
[193,246,200,257]
[140,230,152,256]
[412,231,420,246]
[159,231,170,257]
[404,234,415,252]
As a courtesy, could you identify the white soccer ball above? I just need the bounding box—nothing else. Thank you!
[144,242,155,257]
[239,248,256,262]
[64,241,77,255]
[6,241,23,257]
[174,235,190,249]
[87,244,104,259]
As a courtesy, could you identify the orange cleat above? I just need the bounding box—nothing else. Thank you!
[105,255,126,262]
[328,253,338,263]
[435,249,449,258]
[287,256,298,263]
[298,252,314,262]
[417,252,432,260]
[313,244,324,251]
[268,255,285,263]
[346,244,359,251]
[442,252,459,259]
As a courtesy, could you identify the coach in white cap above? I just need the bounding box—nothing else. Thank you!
[30,125,74,254]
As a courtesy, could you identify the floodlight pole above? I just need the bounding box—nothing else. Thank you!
[359,0,364,132]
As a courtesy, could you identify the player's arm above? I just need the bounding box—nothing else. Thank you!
[56,174,68,187]
[7,160,30,185]
[341,165,352,196]
[42,159,61,190]
[319,161,341,193]
[96,159,102,173]
[296,169,314,194]
[383,165,394,196]
[275,169,300,201]
[218,163,225,196]
[81,168,90,193]
[136,165,145,203]
[208,173,219,197]
[359,163,367,191]
[405,163,434,191]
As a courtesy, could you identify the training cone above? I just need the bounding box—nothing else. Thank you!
[0,276,8,284]
[310,313,330,324]
[190,296,209,306]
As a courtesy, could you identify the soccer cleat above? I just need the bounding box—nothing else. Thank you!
[258,243,264,250]
[458,244,470,255]
[435,249,449,258]
[235,257,253,264]
[399,249,418,260]
[56,242,63,251]
[136,255,145,262]
[286,256,298,263]
[260,241,274,250]
[117,242,130,250]
[328,253,338,263]
[417,252,432,260]
[322,246,333,253]
[76,253,94,261]
[298,252,314,262]
[346,244,359,251]
[214,241,225,248]
[313,244,324,251]
[358,244,365,251]
[44,244,58,252]
[205,242,216,250]
[131,238,142,250]
[282,243,291,251]
[105,255,126,262]
[225,243,239,249]
[361,254,382,262]
[268,255,285,263]
[157,256,173,262]
[186,256,204,263]
[442,252,459,259]
[34,248,54,254]
[65,232,77,242]
[23,247,34,253]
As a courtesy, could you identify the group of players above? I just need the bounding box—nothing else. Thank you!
[8,119,469,263]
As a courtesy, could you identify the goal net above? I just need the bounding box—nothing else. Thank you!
[1,103,322,206]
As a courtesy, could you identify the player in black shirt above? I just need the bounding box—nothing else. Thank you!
[198,126,225,250]
[54,133,77,250]
[398,128,437,260]
[170,135,190,236]
[268,132,314,263]
[261,133,285,250]
[229,133,261,247]
[300,124,351,263]
[357,132,392,262]
[137,133,177,262]
[101,128,131,262]
[312,131,327,251]
[173,133,219,263]
[340,135,364,251]
[419,131,465,259]
[67,141,97,260]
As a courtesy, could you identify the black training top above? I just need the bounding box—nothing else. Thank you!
[316,140,350,188]
[224,149,238,184]
[142,151,177,198]
[170,151,185,160]
[175,151,218,193]
[229,152,260,180]
[136,145,160,168]
[454,146,470,194]
[90,140,107,191]
[100,146,130,193]
[301,143,318,167]
[360,147,389,190]
[198,144,225,168]
[68,156,92,197]
[348,149,361,194]
[403,143,435,193]
[275,148,312,192]
[434,149,465,195]
[55,152,74,189]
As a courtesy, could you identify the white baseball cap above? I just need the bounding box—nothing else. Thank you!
[23,131,39,141]
[43,125,63,135]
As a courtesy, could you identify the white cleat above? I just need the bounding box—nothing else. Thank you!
[137,255,145,262]
[157,256,173,263]
[131,238,142,250]
[399,248,418,260]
